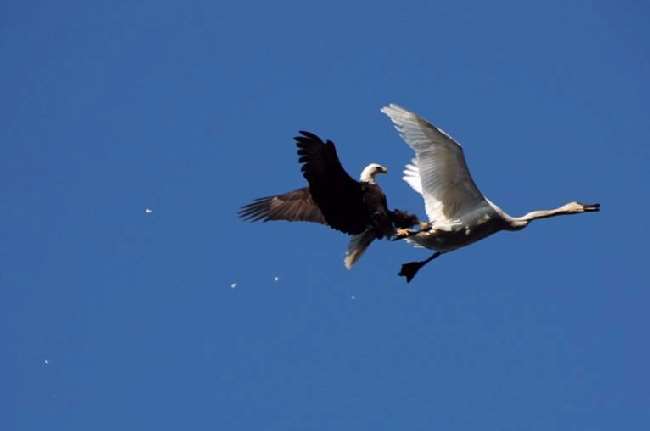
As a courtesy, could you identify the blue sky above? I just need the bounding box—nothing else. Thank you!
[2,1,649,429]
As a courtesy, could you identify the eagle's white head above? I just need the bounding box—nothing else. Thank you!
[359,163,388,184]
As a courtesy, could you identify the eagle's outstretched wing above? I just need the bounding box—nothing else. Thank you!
[238,187,326,224]
[295,131,369,235]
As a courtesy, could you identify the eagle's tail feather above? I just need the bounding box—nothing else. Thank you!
[344,229,377,269]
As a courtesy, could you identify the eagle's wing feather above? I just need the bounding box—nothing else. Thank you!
[389,208,420,229]
[295,131,368,235]
[238,187,327,224]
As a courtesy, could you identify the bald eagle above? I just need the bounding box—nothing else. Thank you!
[239,131,418,268]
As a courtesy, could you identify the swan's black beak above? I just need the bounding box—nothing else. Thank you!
[579,202,600,212]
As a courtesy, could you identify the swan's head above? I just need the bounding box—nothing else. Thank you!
[359,163,388,184]
[572,201,601,213]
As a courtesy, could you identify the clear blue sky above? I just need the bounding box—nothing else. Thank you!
[2,1,649,429]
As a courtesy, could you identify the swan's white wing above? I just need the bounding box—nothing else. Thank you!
[381,104,488,226]
[402,158,422,195]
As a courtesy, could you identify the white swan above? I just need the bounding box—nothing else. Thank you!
[382,104,600,282]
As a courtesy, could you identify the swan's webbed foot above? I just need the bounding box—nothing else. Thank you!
[399,261,428,283]
[398,251,442,283]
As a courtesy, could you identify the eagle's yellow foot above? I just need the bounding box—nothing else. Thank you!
[393,228,413,240]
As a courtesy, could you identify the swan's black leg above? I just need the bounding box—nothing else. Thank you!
[398,252,442,283]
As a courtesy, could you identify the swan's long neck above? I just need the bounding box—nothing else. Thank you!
[506,201,600,230]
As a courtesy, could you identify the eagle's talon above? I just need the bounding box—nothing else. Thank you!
[392,228,413,240]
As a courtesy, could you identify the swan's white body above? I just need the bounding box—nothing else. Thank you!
[381,104,600,281]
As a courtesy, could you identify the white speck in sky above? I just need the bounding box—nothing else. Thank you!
[144,208,153,214]
[43,359,49,366]
[351,295,356,300]
[273,276,279,282]
[230,283,238,289]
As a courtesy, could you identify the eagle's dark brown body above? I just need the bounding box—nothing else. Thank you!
[239,131,419,265]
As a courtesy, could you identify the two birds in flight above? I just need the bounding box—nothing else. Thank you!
[239,104,600,282]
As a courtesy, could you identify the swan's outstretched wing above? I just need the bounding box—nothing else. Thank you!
[239,187,326,224]
[381,104,488,226]
[295,131,368,234]
[402,158,422,195]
